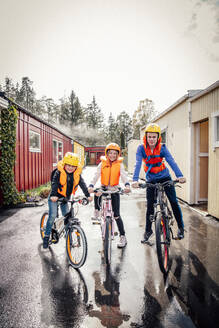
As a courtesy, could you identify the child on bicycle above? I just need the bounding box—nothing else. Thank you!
[88,143,131,248]
[132,123,186,243]
[43,152,92,249]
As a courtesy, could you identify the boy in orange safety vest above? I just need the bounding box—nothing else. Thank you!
[43,152,92,249]
[88,143,131,248]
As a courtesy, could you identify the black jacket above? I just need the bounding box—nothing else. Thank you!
[50,169,90,199]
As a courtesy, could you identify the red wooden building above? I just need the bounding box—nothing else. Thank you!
[0,95,84,195]
[85,146,105,165]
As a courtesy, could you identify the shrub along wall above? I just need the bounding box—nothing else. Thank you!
[0,102,21,205]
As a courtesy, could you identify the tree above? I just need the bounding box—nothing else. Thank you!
[18,77,36,111]
[105,113,119,144]
[85,96,104,130]
[132,99,157,139]
[116,111,133,148]
[59,95,70,124]
[69,90,83,125]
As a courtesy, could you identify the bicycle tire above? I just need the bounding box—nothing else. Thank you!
[104,217,112,265]
[40,211,49,240]
[155,215,170,274]
[66,225,88,269]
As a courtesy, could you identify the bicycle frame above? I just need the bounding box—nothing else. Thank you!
[101,194,115,240]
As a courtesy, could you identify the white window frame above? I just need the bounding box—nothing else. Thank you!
[161,125,168,145]
[53,139,63,166]
[211,111,219,151]
[29,130,41,152]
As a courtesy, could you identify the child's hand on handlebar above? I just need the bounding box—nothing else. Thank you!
[131,181,139,188]
[178,177,186,184]
[88,187,94,194]
[124,186,131,193]
[88,196,93,202]
[51,196,59,202]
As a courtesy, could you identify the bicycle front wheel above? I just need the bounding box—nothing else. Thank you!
[40,211,49,240]
[155,215,170,274]
[104,218,112,265]
[66,225,87,269]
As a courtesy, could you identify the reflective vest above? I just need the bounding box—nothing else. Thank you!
[100,156,123,186]
[57,160,82,196]
[142,136,166,178]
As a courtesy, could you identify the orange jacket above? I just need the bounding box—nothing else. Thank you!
[100,156,123,186]
[142,135,166,176]
[57,160,82,196]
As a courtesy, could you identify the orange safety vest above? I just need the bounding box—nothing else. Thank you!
[100,156,123,186]
[57,160,82,196]
[142,135,166,177]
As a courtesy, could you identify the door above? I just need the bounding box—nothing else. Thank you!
[90,152,96,165]
[195,120,208,202]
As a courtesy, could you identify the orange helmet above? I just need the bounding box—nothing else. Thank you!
[105,143,121,157]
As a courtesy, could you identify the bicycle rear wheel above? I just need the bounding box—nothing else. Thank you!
[104,217,112,265]
[66,225,87,269]
[155,215,170,274]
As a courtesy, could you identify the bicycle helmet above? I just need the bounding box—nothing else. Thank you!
[105,143,121,157]
[145,123,161,138]
[63,152,79,166]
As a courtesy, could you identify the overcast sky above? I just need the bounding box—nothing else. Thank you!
[1,0,219,118]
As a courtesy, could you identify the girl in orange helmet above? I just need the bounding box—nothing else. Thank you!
[88,143,131,248]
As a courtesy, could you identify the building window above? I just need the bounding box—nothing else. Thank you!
[29,130,41,152]
[212,111,219,150]
[161,131,166,144]
[53,140,63,165]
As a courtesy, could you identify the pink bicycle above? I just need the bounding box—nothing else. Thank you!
[94,187,124,265]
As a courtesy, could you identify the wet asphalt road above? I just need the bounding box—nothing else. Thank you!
[0,166,219,328]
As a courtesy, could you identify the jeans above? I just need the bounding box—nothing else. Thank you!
[45,198,69,236]
[145,177,184,233]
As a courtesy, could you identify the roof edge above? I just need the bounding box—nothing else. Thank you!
[189,80,219,102]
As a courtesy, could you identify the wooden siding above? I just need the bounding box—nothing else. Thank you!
[15,110,72,192]
[191,87,219,123]
[191,86,219,218]
[74,141,85,167]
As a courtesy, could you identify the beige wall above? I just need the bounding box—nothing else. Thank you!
[153,101,189,202]
[128,139,145,180]
[191,86,219,218]
[138,101,190,203]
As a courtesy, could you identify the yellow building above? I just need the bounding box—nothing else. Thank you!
[74,141,85,167]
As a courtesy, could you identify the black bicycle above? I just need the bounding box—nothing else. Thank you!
[40,197,89,269]
[139,180,181,274]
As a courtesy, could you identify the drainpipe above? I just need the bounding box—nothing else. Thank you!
[188,100,194,204]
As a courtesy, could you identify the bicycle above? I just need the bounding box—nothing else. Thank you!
[40,196,89,269]
[139,180,181,274]
[94,187,124,265]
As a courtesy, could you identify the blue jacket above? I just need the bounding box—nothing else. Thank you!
[133,144,183,182]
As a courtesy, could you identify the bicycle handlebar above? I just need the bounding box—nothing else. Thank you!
[138,180,180,189]
[58,197,89,205]
[93,186,125,195]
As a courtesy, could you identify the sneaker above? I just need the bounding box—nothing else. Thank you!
[91,209,101,221]
[177,228,184,239]
[141,230,153,244]
[43,236,49,249]
[117,235,127,248]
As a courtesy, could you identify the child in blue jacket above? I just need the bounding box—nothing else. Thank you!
[132,123,186,243]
